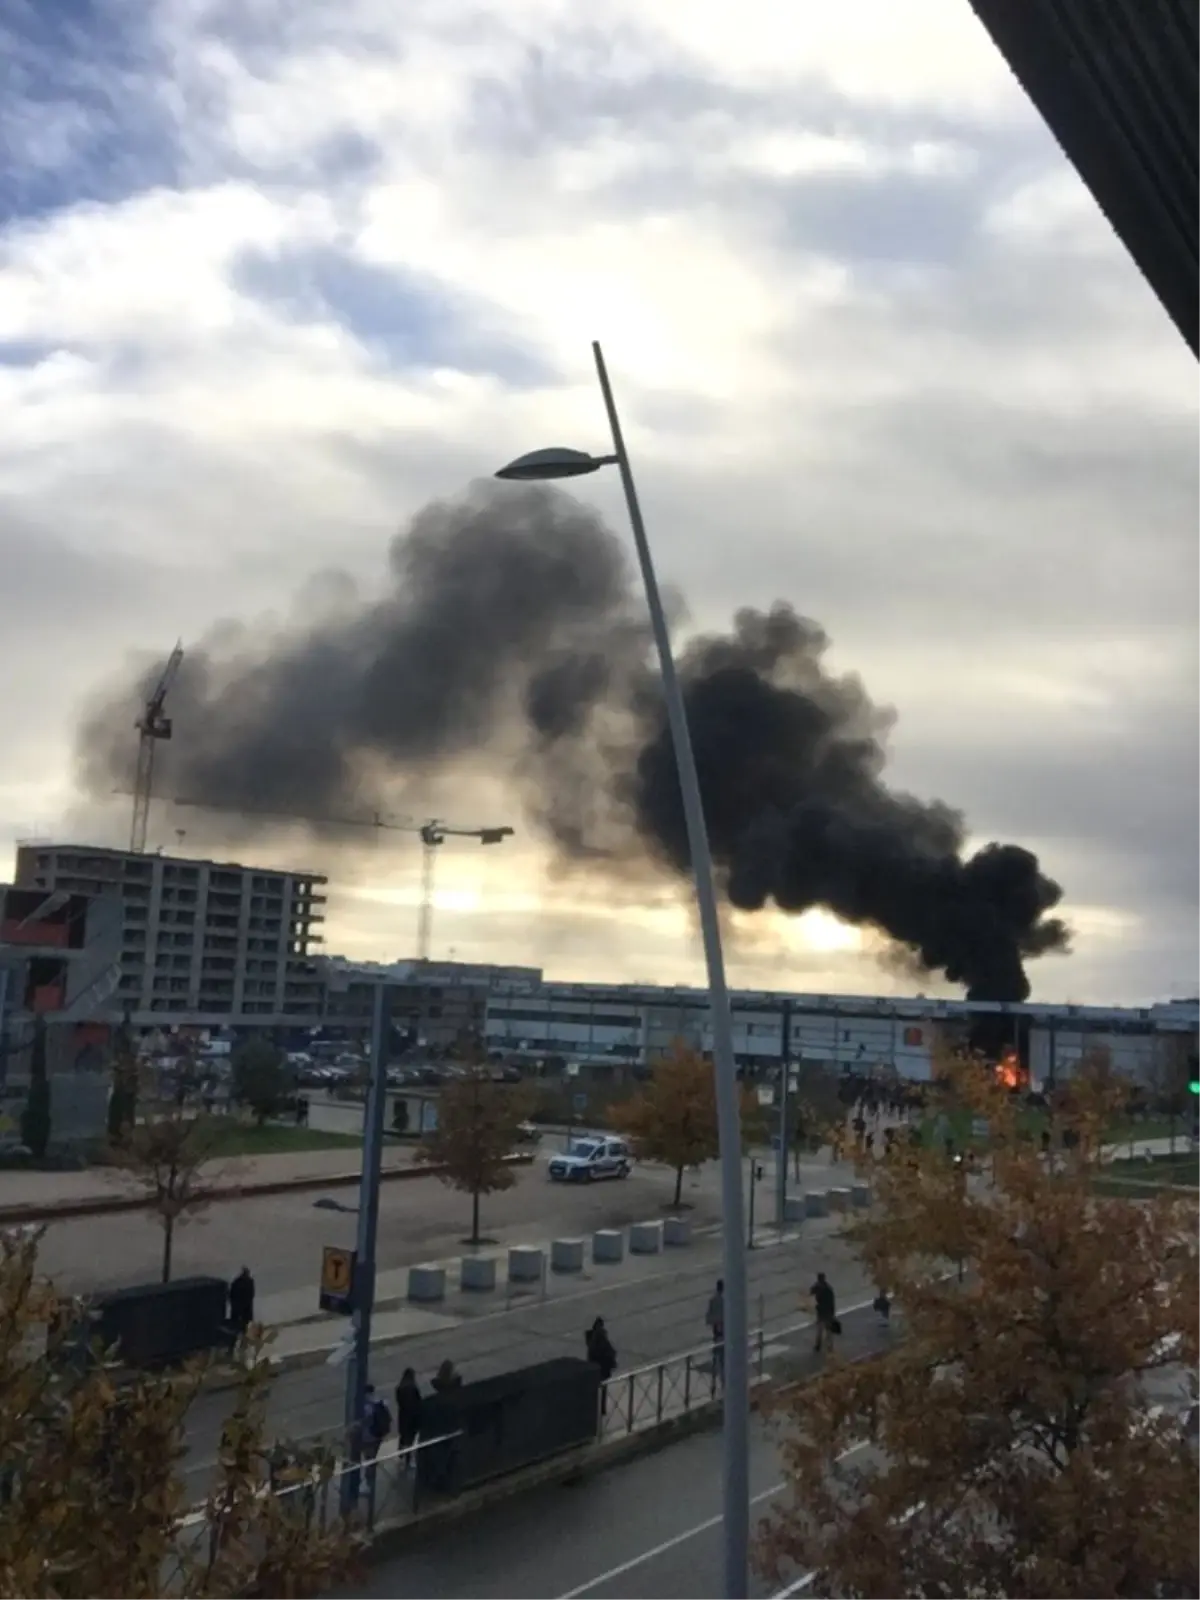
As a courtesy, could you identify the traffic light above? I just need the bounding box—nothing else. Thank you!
[1188,1077,1200,1096]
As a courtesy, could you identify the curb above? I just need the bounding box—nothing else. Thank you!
[0,1152,535,1226]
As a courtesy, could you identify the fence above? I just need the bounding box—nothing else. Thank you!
[597,1315,814,1441]
[176,1427,464,1566]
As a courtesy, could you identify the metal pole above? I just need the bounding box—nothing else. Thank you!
[747,1155,757,1249]
[341,981,391,1515]
[592,339,750,1598]
[777,998,791,1231]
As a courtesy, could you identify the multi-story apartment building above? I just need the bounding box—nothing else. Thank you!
[13,842,326,1028]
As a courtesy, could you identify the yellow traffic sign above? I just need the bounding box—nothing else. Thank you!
[320,1245,356,1313]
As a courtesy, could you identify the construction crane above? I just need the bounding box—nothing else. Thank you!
[166,797,513,961]
[130,643,184,855]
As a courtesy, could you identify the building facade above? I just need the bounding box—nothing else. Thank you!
[481,978,1199,1085]
[319,956,542,1052]
[13,842,326,1028]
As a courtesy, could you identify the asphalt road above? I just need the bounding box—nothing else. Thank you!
[182,1224,876,1486]
[354,1414,789,1599]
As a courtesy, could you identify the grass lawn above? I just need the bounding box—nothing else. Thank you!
[920,1104,1187,1151]
[203,1122,364,1158]
[1092,1152,1199,1198]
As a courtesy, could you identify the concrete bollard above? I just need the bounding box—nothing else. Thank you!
[663,1216,692,1248]
[550,1237,585,1273]
[828,1187,851,1213]
[407,1264,446,1303]
[592,1229,625,1264]
[851,1182,872,1209]
[805,1190,829,1218]
[459,1255,497,1292]
[507,1245,544,1284]
[629,1220,664,1255]
[783,1195,807,1223]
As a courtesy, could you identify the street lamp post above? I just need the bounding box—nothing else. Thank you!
[496,341,751,1598]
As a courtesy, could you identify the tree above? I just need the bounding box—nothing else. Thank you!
[0,1228,358,1598]
[106,1006,140,1145]
[780,1061,844,1180]
[610,1039,766,1207]
[110,1106,229,1282]
[231,1036,288,1126]
[20,1016,51,1160]
[757,1051,1199,1600]
[416,1063,526,1245]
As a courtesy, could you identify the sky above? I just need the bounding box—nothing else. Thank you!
[1,0,1196,1005]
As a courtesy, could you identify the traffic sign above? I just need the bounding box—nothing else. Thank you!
[319,1245,356,1315]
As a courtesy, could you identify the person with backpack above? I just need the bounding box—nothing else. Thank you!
[811,1271,838,1353]
[358,1384,391,1502]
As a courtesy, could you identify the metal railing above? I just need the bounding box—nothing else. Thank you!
[177,1427,463,1562]
[598,1315,815,1441]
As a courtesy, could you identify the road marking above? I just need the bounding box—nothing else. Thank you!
[557,1442,870,1598]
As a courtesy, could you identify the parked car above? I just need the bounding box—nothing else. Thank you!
[546,1137,631,1183]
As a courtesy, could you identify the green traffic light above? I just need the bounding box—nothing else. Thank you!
[1189,1079,1200,1096]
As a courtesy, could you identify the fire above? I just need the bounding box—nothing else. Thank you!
[995,1047,1025,1091]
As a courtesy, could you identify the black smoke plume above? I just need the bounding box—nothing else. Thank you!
[75,482,1070,1000]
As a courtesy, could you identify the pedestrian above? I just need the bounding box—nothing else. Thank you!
[394,1369,423,1470]
[228,1265,255,1350]
[810,1271,838,1353]
[864,1130,875,1158]
[431,1358,462,1395]
[585,1316,618,1414]
[706,1278,726,1390]
[873,1289,891,1330]
[359,1383,391,1503]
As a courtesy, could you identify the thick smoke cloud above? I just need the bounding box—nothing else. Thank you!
[75,481,1070,999]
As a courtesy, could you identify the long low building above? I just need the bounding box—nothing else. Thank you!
[481,980,1199,1084]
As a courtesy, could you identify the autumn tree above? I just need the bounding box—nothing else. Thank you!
[0,1228,358,1598]
[611,1039,766,1207]
[231,1035,289,1126]
[757,1050,1199,1600]
[110,1105,230,1282]
[416,1063,527,1245]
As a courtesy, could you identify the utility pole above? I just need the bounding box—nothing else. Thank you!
[776,997,792,1231]
[341,981,391,1516]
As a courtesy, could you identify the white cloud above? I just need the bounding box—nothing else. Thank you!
[0,0,1195,1005]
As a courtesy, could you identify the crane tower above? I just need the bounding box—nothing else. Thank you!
[129,642,183,854]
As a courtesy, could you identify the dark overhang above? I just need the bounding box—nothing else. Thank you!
[969,0,1199,356]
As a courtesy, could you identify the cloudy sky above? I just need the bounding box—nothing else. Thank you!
[2,0,1195,1005]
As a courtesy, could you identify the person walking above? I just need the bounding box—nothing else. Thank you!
[227,1266,255,1351]
[811,1271,838,1353]
[585,1317,618,1415]
[706,1279,726,1391]
[394,1369,423,1471]
[359,1384,391,1504]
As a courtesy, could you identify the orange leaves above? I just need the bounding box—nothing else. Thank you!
[415,1065,527,1200]
[758,1052,1200,1599]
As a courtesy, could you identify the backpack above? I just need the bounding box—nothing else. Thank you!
[369,1398,391,1440]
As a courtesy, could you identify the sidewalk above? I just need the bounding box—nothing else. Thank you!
[0,1143,421,1218]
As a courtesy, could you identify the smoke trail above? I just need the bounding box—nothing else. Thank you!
[75,481,1070,999]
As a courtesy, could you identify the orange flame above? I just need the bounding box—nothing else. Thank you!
[995,1047,1024,1091]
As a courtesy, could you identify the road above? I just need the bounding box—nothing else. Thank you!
[182,1223,877,1487]
[354,1416,788,1599]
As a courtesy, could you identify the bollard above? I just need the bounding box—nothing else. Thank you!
[592,1229,624,1264]
[828,1187,851,1213]
[851,1182,872,1209]
[507,1245,544,1283]
[550,1238,585,1273]
[407,1264,446,1303]
[663,1216,692,1248]
[629,1220,664,1255]
[783,1195,806,1223]
[805,1190,829,1218]
[459,1255,497,1292]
